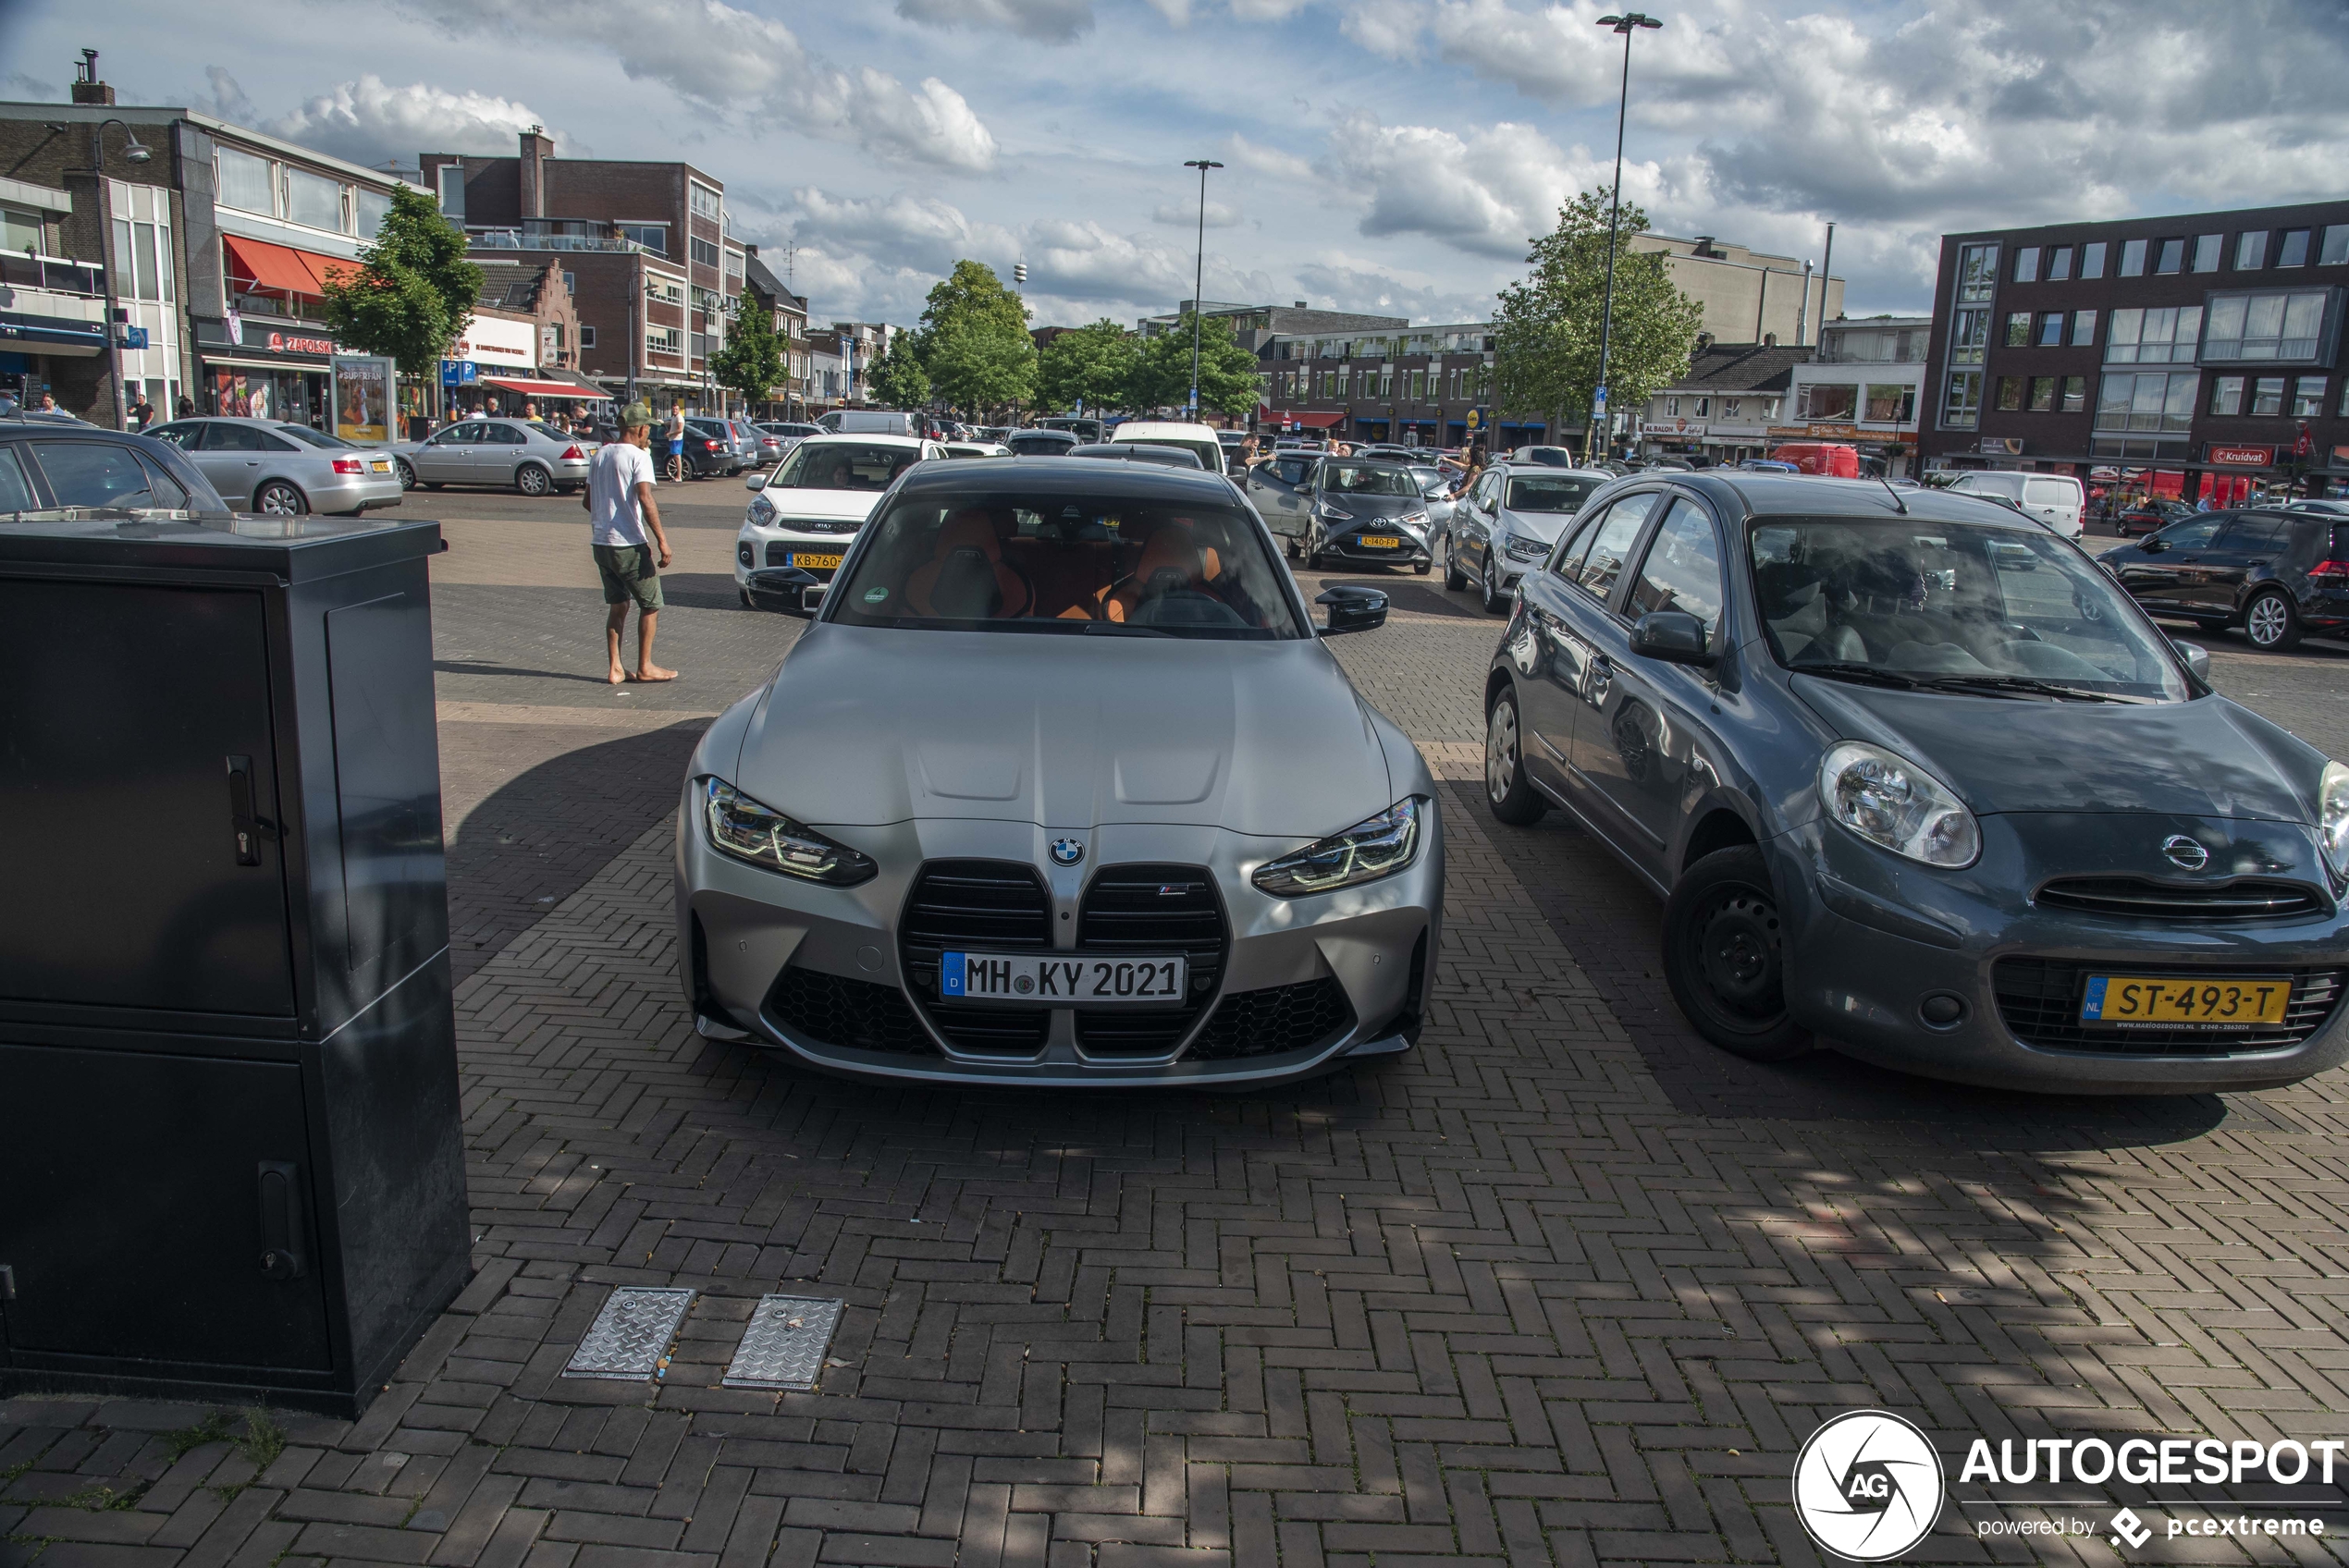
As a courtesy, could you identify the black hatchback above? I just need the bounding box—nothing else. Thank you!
[1481,472,2349,1095]
[2097,508,2349,650]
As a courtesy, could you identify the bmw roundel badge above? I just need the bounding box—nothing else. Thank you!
[1050,838,1086,866]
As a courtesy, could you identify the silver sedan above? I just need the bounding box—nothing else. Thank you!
[678,458,1443,1086]
[388,418,597,496]
[145,416,403,515]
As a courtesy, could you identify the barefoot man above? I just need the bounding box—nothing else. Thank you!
[584,401,679,685]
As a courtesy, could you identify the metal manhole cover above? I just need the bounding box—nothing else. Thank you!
[563,1285,695,1379]
[721,1295,845,1390]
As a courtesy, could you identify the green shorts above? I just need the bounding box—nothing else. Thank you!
[594,544,664,609]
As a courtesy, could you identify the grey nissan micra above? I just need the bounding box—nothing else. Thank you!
[1482,472,2349,1094]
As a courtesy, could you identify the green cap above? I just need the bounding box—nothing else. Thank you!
[621,401,654,428]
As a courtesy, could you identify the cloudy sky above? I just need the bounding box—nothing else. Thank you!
[6,0,2347,333]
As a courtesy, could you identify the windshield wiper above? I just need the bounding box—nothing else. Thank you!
[1083,620,1173,637]
[1788,662,1925,690]
[1909,674,2130,704]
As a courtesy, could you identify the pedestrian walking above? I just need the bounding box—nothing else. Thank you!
[128,392,154,430]
[665,402,687,483]
[583,401,678,685]
[175,394,195,419]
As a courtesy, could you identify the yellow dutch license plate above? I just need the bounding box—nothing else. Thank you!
[790,552,843,571]
[2079,974,2292,1027]
[370,460,391,472]
[1359,535,1401,549]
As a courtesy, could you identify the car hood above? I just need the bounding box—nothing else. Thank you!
[1791,678,2320,821]
[1494,505,1576,541]
[749,486,882,525]
[1323,494,1427,520]
[731,625,1392,838]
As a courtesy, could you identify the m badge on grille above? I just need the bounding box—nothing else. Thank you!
[1051,838,1085,866]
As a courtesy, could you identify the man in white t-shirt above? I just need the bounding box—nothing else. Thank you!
[583,401,678,684]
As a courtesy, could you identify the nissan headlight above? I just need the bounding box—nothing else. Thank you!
[1252,798,1424,897]
[1817,741,1979,868]
[702,778,877,885]
[2320,760,2349,879]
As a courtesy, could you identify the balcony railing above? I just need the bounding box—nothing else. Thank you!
[465,229,650,254]
[1,253,105,298]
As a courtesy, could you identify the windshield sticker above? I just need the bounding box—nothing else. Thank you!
[863,586,890,604]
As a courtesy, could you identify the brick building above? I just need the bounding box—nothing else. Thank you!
[1919,201,2349,501]
[420,132,747,411]
[740,247,808,416]
[1258,321,1501,449]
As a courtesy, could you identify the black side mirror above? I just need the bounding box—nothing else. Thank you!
[1629,608,1714,667]
[2139,537,2166,553]
[746,566,820,617]
[1316,585,1388,636]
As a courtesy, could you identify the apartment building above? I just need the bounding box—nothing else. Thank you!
[1634,234,1844,348]
[1779,314,1929,474]
[1258,322,1501,447]
[741,247,809,415]
[1637,340,1808,466]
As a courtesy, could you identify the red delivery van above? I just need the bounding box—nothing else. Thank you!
[1767,442,1860,477]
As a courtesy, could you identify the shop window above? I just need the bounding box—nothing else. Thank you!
[2061,376,2087,414]
[2294,376,2327,418]
[2035,312,2063,347]
[2236,231,2267,270]
[1941,371,1982,429]
[218,146,275,216]
[1995,375,2024,411]
[2200,289,2329,362]
[1863,385,1913,423]
[2192,234,2222,273]
[2103,306,2202,364]
[2004,312,2032,347]
[2071,310,2097,346]
[2324,226,2349,266]
[2013,246,2039,282]
[2028,377,2057,412]
[2278,229,2311,267]
[2209,375,2244,416]
[2048,245,2073,281]
[2079,240,2107,279]
[2250,376,2285,416]
[2154,239,2183,275]
[2118,239,2147,277]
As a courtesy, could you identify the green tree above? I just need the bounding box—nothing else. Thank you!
[867,334,931,410]
[711,288,786,411]
[318,184,482,389]
[1126,310,1260,418]
[1490,188,1703,453]
[1036,319,1138,414]
[913,260,1035,415]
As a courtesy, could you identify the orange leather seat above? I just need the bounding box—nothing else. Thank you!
[1099,526,1211,623]
[905,510,1032,619]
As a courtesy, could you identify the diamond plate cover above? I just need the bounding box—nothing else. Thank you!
[721,1295,844,1390]
[564,1286,696,1379]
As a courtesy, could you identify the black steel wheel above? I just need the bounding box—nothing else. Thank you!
[1483,687,1548,826]
[1663,846,1813,1060]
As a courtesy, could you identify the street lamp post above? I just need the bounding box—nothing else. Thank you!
[1590,12,1661,463]
[88,117,152,430]
[1183,158,1222,422]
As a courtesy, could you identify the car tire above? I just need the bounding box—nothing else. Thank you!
[2244,589,2302,652]
[1480,551,1507,615]
[1443,534,1468,592]
[1412,555,1432,575]
[254,481,306,515]
[1663,846,1814,1061]
[516,463,552,496]
[392,458,416,490]
[421,481,444,490]
[740,587,753,607]
[1483,688,1548,826]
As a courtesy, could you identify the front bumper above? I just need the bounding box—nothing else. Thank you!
[733,528,859,584]
[1767,814,2349,1093]
[675,790,1445,1086]
[1320,529,1432,568]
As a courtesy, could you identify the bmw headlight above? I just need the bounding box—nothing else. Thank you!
[748,495,776,526]
[2319,760,2349,879]
[1253,798,1424,897]
[1817,741,1980,868]
[701,778,877,885]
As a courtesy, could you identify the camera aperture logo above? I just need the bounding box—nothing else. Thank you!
[1793,1411,1946,1562]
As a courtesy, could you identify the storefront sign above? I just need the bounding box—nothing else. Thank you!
[333,355,394,446]
[1802,423,1863,440]
[1642,419,1694,435]
[2208,445,2275,467]
[266,331,336,355]
[1977,437,2023,456]
[452,315,537,368]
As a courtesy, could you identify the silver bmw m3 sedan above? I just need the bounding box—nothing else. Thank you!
[676,458,1445,1086]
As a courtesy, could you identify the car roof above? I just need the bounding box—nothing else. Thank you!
[1491,461,1614,478]
[1111,421,1219,437]
[1068,442,1202,464]
[796,432,928,449]
[897,454,1236,502]
[1632,470,2042,524]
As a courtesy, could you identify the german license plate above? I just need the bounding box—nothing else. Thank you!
[2079,974,2293,1026]
[788,552,842,570]
[1359,535,1400,549]
[941,951,1187,1006]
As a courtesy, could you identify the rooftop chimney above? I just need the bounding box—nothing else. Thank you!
[518,124,554,220]
[1691,235,1717,258]
[70,47,114,106]
[1764,332,1777,348]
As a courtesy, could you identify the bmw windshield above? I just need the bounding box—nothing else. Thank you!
[1752,518,2190,702]
[830,491,1308,639]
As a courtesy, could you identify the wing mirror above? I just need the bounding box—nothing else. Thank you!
[1629,609,1714,667]
[1316,585,1387,636]
[2171,635,2210,682]
[745,566,821,617]
[744,472,768,490]
[2137,536,2165,553]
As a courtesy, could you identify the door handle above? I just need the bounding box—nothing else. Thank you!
[257,1160,307,1280]
[225,755,277,866]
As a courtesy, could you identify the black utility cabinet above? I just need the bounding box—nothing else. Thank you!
[0,513,468,1416]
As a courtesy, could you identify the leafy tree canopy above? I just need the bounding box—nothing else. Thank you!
[914,260,1035,414]
[711,287,786,410]
[319,185,482,379]
[1127,311,1259,418]
[1036,319,1138,414]
[867,334,931,410]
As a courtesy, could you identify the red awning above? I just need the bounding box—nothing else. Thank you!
[480,374,596,399]
[223,235,350,295]
[1280,410,1346,429]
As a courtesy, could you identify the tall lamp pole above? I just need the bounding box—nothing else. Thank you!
[88,116,153,429]
[1590,12,1660,463]
[1183,158,1222,421]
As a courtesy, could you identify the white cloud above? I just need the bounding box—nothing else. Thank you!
[1220,133,1315,183]
[1151,200,1242,227]
[242,74,558,165]
[1320,114,1622,260]
[894,0,1096,42]
[1294,258,1496,325]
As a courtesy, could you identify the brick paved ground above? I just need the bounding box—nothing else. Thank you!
[10,495,2349,1566]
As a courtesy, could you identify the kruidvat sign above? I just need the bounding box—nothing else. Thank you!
[2208,445,2276,467]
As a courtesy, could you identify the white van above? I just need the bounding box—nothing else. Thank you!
[1949,471,2085,538]
[817,410,922,437]
[1101,421,1226,478]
